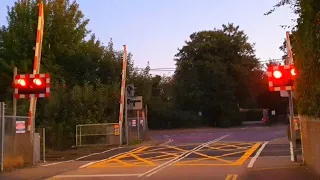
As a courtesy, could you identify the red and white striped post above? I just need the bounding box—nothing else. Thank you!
[28,3,44,140]
[118,45,127,145]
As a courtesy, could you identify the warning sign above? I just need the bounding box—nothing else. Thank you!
[132,119,137,127]
[16,121,25,134]
[114,124,120,136]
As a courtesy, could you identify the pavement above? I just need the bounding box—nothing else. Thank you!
[0,123,319,180]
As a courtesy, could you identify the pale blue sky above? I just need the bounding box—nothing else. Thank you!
[0,0,296,75]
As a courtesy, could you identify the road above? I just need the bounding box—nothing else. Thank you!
[1,123,318,180]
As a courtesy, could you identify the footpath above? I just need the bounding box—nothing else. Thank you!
[239,137,320,180]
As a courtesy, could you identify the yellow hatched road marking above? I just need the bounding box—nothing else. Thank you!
[129,153,156,166]
[89,146,150,167]
[89,142,262,168]
[225,174,239,180]
[143,146,172,152]
[234,142,262,165]
[166,146,189,152]
[176,142,262,166]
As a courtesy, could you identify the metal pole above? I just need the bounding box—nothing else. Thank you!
[13,67,17,156]
[42,128,45,162]
[125,90,129,145]
[137,110,140,140]
[288,91,297,162]
[1,102,5,171]
[286,31,297,162]
[145,105,148,122]
[79,126,82,146]
[75,125,78,146]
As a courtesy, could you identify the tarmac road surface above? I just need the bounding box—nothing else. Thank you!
[0,124,318,180]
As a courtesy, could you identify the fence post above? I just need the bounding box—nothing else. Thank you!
[79,126,82,146]
[137,110,140,140]
[0,102,5,171]
[75,125,78,146]
[42,128,45,162]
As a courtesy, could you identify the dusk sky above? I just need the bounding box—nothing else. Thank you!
[0,0,297,75]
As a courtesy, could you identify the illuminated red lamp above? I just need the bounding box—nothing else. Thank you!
[33,78,43,86]
[17,79,27,87]
[273,70,282,79]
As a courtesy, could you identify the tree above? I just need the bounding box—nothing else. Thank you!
[0,0,132,149]
[266,0,320,117]
[173,23,261,127]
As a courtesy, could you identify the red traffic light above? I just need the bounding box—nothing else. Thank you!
[267,65,296,91]
[33,78,43,86]
[17,79,27,87]
[273,70,282,79]
[290,68,296,76]
[14,73,50,99]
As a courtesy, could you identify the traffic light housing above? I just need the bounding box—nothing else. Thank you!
[267,65,296,91]
[13,73,50,99]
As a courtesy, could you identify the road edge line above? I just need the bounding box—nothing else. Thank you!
[140,134,230,177]
[41,147,122,167]
[159,138,173,146]
[247,141,268,168]
[55,174,141,178]
[289,141,294,161]
[79,146,145,168]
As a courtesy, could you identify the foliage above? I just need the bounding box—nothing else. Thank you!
[266,0,320,117]
[0,0,296,150]
[0,0,133,149]
[173,23,265,127]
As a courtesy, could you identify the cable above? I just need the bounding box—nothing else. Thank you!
[134,58,284,71]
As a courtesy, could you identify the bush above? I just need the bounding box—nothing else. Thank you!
[148,109,204,129]
[292,1,320,117]
[244,110,262,121]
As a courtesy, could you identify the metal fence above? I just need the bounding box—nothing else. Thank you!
[75,118,149,147]
[0,102,43,171]
[0,103,30,171]
[127,117,148,144]
[76,123,121,146]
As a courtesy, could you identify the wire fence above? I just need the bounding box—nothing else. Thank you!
[0,102,47,171]
[127,117,148,144]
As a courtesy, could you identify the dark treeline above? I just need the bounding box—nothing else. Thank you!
[0,0,287,149]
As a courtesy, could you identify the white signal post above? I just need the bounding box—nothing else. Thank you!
[285,31,297,162]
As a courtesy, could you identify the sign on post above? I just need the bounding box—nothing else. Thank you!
[126,84,135,97]
[16,121,26,133]
[127,96,143,110]
[132,119,137,127]
[114,124,120,136]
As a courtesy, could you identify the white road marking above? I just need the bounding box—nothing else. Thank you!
[79,146,145,168]
[139,134,231,178]
[159,138,173,146]
[247,141,269,168]
[41,147,122,167]
[55,174,140,178]
[290,141,294,161]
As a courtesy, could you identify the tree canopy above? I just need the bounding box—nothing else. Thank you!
[0,0,290,149]
[266,0,320,117]
[173,23,273,127]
